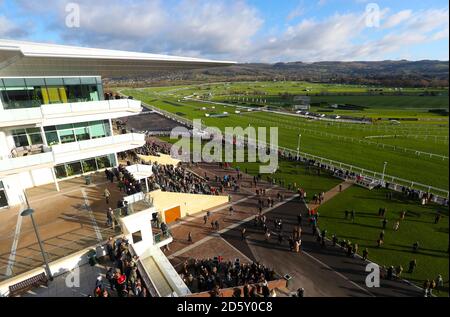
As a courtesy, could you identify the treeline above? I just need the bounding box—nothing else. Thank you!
[105,60,449,88]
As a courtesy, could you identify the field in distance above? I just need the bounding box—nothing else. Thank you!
[119,81,449,192]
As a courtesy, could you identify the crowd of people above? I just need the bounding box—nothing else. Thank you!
[92,236,150,297]
[179,258,278,297]
[147,164,212,195]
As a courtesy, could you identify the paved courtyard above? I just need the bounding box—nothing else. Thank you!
[0,157,426,297]
[165,162,424,297]
[0,173,122,281]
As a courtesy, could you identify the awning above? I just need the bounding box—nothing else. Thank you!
[0,39,236,78]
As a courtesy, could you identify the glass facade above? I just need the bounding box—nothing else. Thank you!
[44,120,111,146]
[0,77,104,109]
[12,128,44,147]
[54,154,116,179]
[0,181,8,208]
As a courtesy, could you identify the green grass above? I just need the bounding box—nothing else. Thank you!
[157,135,341,197]
[119,83,449,191]
[154,136,449,296]
[317,186,449,296]
[231,160,342,196]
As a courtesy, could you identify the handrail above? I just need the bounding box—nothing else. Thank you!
[119,94,450,200]
[0,99,142,126]
[52,133,146,154]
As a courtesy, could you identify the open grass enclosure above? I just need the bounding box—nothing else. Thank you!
[316,186,449,296]
[121,82,449,191]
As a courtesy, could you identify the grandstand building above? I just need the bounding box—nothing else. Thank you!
[0,39,233,209]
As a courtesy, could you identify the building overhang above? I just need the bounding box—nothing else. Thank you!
[0,39,236,78]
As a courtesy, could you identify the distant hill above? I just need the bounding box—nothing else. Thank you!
[107,60,449,88]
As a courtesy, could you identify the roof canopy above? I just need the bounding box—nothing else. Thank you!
[0,39,235,78]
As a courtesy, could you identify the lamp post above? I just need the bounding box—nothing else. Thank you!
[297,134,302,158]
[382,161,388,182]
[20,208,53,280]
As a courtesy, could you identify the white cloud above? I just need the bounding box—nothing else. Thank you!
[16,0,262,60]
[382,10,412,29]
[249,7,449,62]
[4,1,449,62]
[404,8,449,33]
[287,3,305,21]
[0,15,29,38]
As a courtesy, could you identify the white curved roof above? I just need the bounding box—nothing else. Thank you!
[0,39,236,77]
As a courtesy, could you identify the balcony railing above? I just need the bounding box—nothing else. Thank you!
[153,229,172,245]
[0,152,55,174]
[52,133,146,155]
[0,99,142,127]
[41,99,142,117]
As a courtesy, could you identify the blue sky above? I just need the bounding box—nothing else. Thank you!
[0,0,448,62]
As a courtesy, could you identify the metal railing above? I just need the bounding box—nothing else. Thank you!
[153,229,172,245]
[121,96,450,200]
[0,99,142,127]
[52,133,146,154]
[248,117,449,161]
[0,152,54,174]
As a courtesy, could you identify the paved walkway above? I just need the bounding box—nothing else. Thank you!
[164,162,295,259]
[166,162,423,297]
[0,173,123,281]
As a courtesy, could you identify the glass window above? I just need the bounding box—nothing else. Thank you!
[57,124,73,130]
[89,120,109,138]
[54,165,67,179]
[108,153,117,166]
[74,127,90,141]
[29,133,43,145]
[0,77,106,109]
[89,86,100,101]
[45,131,59,146]
[132,231,143,244]
[80,84,100,102]
[2,78,26,87]
[82,159,97,173]
[13,134,29,147]
[96,155,113,169]
[42,87,67,104]
[12,128,26,134]
[26,128,40,134]
[59,128,76,144]
[65,85,84,102]
[80,77,97,85]
[0,186,8,208]
[2,88,32,109]
[63,78,81,86]
[44,78,64,86]
[44,126,57,131]
[29,87,44,107]
[25,78,46,87]
[66,162,82,177]
[97,84,104,100]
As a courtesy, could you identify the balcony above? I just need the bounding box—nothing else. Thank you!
[0,151,55,176]
[41,99,142,118]
[0,99,143,128]
[52,133,146,163]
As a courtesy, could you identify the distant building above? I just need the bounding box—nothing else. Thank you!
[292,96,311,111]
